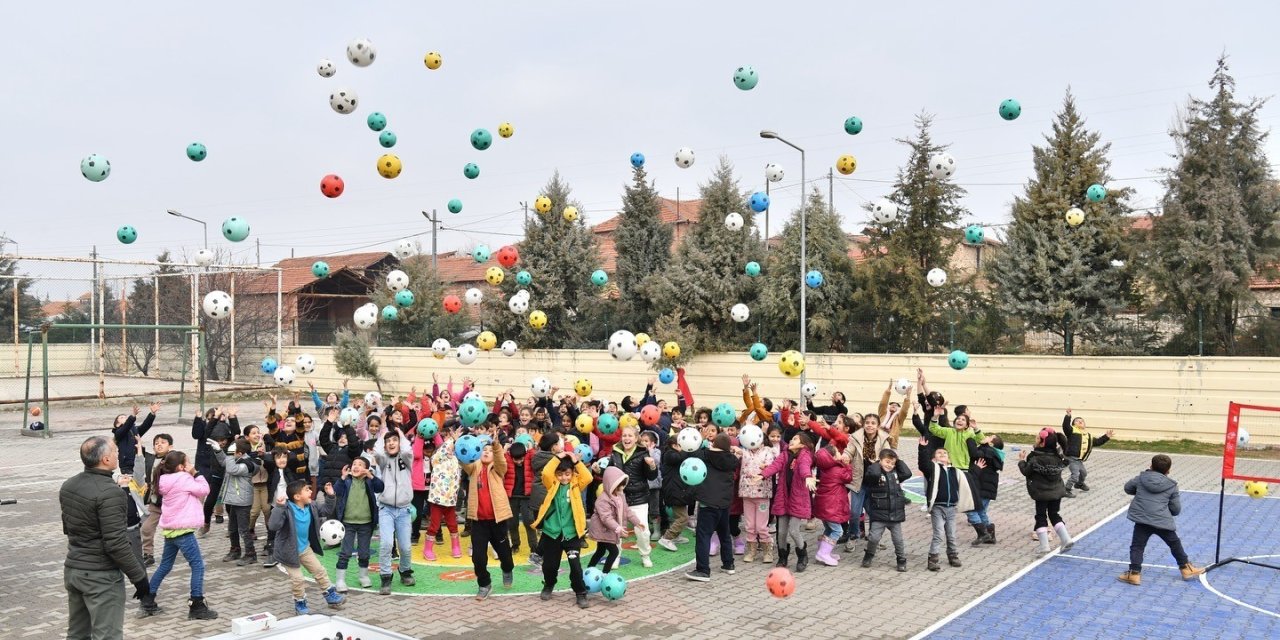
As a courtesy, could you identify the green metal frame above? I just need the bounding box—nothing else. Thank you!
[21,323,204,435]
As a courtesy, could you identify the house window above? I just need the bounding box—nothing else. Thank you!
[1270,307,1280,319]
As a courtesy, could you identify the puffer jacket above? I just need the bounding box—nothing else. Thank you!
[608,445,657,507]
[462,453,513,523]
[1125,469,1181,531]
[966,439,1004,500]
[218,450,258,507]
[738,446,778,499]
[588,467,644,544]
[503,451,536,498]
[1019,449,1067,501]
[157,470,211,530]
[272,429,308,478]
[693,447,740,510]
[812,448,852,523]
[59,468,147,583]
[760,445,813,519]
[428,441,461,507]
[863,459,912,523]
[527,449,557,512]
[317,423,359,491]
[661,446,695,507]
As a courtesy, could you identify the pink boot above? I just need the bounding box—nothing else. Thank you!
[814,538,840,566]
[450,534,463,559]
[709,536,720,556]
[423,538,436,562]
[733,536,746,555]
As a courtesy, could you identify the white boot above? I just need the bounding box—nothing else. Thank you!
[335,573,348,593]
[358,567,372,588]
[1035,528,1051,555]
[1054,523,1074,552]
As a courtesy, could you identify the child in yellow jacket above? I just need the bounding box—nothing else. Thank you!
[531,451,593,608]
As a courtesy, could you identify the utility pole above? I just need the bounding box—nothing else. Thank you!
[764,168,770,251]
[255,238,261,267]
[422,210,440,270]
[828,168,834,218]
[520,201,528,225]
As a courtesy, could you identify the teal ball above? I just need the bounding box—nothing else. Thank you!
[186,142,207,162]
[367,112,387,131]
[221,217,250,242]
[378,131,397,148]
[463,163,479,179]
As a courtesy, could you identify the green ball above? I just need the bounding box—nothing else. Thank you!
[1087,183,1107,203]
[600,573,628,601]
[394,290,415,307]
[367,112,387,131]
[515,270,532,286]
[844,116,863,135]
[948,350,969,371]
[116,225,138,244]
[381,305,399,321]
[745,261,761,277]
[459,397,488,426]
[221,217,250,242]
[733,66,758,90]
[964,225,985,245]
[712,402,736,428]
[463,163,480,179]
[470,128,492,151]
[80,154,110,182]
[186,142,207,162]
[591,270,608,286]
[749,342,768,361]
[311,261,330,278]
[998,99,1021,121]
[448,198,463,214]
[378,130,397,148]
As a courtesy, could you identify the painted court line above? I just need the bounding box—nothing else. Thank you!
[1057,553,1177,570]
[907,504,1129,640]
[1199,554,1280,620]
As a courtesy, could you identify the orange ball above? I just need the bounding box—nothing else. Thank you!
[442,295,462,313]
[30,406,42,417]
[640,405,660,427]
[766,567,795,598]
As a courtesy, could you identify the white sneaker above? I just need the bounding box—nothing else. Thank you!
[649,529,660,542]
[335,575,348,593]
[642,556,653,568]
[658,538,678,552]
[675,536,690,544]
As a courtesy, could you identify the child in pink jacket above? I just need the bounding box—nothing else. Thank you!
[812,445,854,566]
[140,450,217,620]
[586,466,645,574]
[760,431,816,573]
[738,433,778,564]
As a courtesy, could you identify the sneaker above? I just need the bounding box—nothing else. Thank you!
[502,572,513,588]
[720,566,736,575]
[262,558,278,568]
[294,599,310,616]
[198,525,210,538]
[528,553,543,568]
[236,554,257,567]
[1077,483,1091,492]
[540,588,553,601]
[658,537,678,552]
[576,593,590,609]
[215,515,225,524]
[641,556,653,568]
[476,585,492,601]
[222,550,241,563]
[323,586,346,608]
[1063,490,1076,498]
[684,570,710,582]
[674,536,689,544]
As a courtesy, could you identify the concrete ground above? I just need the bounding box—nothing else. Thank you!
[0,402,1249,640]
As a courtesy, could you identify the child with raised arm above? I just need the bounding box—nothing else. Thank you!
[330,457,383,592]
[462,441,516,600]
[269,480,346,615]
[1117,454,1205,585]
[1062,408,1115,498]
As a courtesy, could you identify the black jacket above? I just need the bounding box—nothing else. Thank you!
[331,474,385,525]
[806,400,848,422]
[266,464,306,503]
[317,422,360,491]
[692,448,740,509]
[864,459,912,523]
[966,440,1004,500]
[609,446,658,507]
[661,446,695,507]
[1062,415,1111,461]
[59,468,147,583]
[113,412,156,473]
[1019,449,1067,501]
[192,416,238,474]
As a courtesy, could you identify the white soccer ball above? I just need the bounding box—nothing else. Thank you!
[346,38,376,67]
[386,270,409,292]
[801,382,818,399]
[1238,427,1250,447]
[463,391,482,404]
[329,88,358,114]
[676,427,702,452]
[765,163,785,183]
[273,365,296,386]
[724,212,745,231]
[339,407,359,427]
[674,147,695,168]
[608,330,638,361]
[639,341,662,364]
[893,378,911,395]
[465,288,484,306]
[295,354,316,375]
[926,268,948,288]
[731,303,750,323]
[739,424,764,451]
[394,239,416,259]
[319,519,345,546]
[871,198,899,224]
[508,295,529,314]
[364,391,382,406]
[193,249,215,267]
[500,340,518,357]
[353,305,377,330]
[431,338,451,359]
[202,291,233,319]
[929,153,956,180]
[530,376,552,399]
[316,59,336,78]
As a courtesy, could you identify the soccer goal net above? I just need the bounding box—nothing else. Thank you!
[1212,402,1280,571]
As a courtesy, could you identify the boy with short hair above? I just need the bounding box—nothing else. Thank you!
[531,452,593,608]
[1062,408,1115,497]
[329,456,384,592]
[374,426,416,594]
[918,436,979,572]
[267,479,345,615]
[1118,454,1204,585]
[862,449,912,571]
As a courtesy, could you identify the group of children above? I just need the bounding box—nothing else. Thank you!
[106,366,1207,621]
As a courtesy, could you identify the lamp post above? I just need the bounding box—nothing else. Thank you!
[166,209,208,249]
[759,130,806,379]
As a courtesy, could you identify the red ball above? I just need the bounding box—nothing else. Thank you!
[766,567,795,598]
[443,295,462,313]
[640,405,660,427]
[320,174,344,198]
[496,245,519,269]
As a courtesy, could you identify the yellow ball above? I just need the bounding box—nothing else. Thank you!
[778,349,806,378]
[476,331,497,351]
[662,341,681,359]
[423,51,442,70]
[1245,480,1270,499]
[563,206,579,222]
[574,378,593,397]
[498,122,514,138]
[1065,207,1085,227]
[575,413,594,434]
[619,413,638,430]
[534,195,552,214]
[635,332,651,347]
[836,154,857,176]
[485,266,505,286]
[529,310,548,330]
[565,435,581,451]
[377,154,402,179]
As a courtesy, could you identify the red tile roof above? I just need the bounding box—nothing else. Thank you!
[239,252,395,295]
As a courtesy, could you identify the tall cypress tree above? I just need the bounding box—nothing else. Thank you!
[643,157,765,351]
[989,91,1134,355]
[1149,56,1280,354]
[613,164,672,330]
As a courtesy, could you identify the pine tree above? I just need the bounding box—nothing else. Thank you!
[854,114,970,353]
[643,157,765,352]
[613,164,672,329]
[370,257,471,347]
[0,255,43,334]
[989,91,1135,355]
[481,172,602,349]
[1149,56,1280,354]
[758,188,857,352]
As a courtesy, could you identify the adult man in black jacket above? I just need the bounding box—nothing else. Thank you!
[61,436,150,640]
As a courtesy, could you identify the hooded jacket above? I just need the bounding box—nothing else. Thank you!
[608,444,658,507]
[218,450,259,507]
[966,439,1004,500]
[587,466,645,543]
[1063,414,1111,461]
[760,445,813,518]
[427,441,461,507]
[812,447,853,523]
[156,470,211,530]
[527,449,558,513]
[1125,469,1181,531]
[693,447,740,510]
[1018,448,1068,502]
[863,458,912,523]
[374,438,415,508]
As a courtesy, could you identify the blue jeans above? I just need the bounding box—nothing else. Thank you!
[966,498,991,526]
[848,486,868,536]
[378,505,413,576]
[822,521,844,542]
[149,532,205,598]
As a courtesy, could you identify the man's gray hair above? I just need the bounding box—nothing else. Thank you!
[80,435,113,468]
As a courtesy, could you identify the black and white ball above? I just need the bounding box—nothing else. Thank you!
[871,198,899,224]
[926,268,947,288]
[464,288,484,306]
[202,291,232,319]
[676,427,702,452]
[639,341,662,364]
[329,88,358,114]
[801,382,818,399]
[273,365,296,386]
[731,303,750,323]
[364,391,382,406]
[724,212,744,231]
[386,270,409,292]
[339,407,359,426]
[674,147,695,168]
[193,249,215,267]
[353,305,378,330]
[431,338,451,358]
[765,163,785,183]
[500,340,518,357]
[319,519,345,546]
[508,294,529,314]
[394,239,416,259]
[316,59,336,78]
[739,424,764,451]
[608,330,638,361]
[893,378,911,395]
[456,344,478,365]
[346,38,376,67]
[929,153,956,179]
[530,376,552,399]
[295,354,316,375]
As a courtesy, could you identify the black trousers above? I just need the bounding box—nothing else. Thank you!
[201,474,224,526]
[540,534,587,594]
[227,504,254,556]
[1129,522,1190,572]
[588,542,620,573]
[1034,499,1064,530]
[470,519,515,588]
[411,489,429,540]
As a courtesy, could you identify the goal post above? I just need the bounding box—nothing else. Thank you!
[1212,401,1280,572]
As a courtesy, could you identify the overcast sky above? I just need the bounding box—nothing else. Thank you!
[5,2,1280,296]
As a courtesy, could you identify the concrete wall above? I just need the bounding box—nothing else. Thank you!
[0,343,98,377]
[233,346,1280,445]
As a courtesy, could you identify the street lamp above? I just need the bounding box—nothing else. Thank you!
[760,130,807,377]
[166,209,208,249]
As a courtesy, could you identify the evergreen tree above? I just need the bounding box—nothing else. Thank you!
[481,172,602,349]
[1149,56,1280,354]
[989,91,1135,355]
[854,114,970,353]
[643,157,765,352]
[0,255,43,335]
[758,188,857,352]
[370,256,470,347]
[613,164,672,329]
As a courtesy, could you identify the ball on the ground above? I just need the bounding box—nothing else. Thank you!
[948,350,969,370]
[202,290,232,319]
[377,154,402,179]
[80,154,110,182]
[116,225,138,244]
[316,59,336,78]
[749,342,768,361]
[680,457,708,485]
[1245,480,1269,499]
[1087,183,1107,203]
[221,217,250,242]
[630,152,645,168]
[329,88,358,114]
[844,116,863,135]
[584,567,604,593]
[836,154,857,175]
[677,427,701,452]
[601,573,627,601]
[733,65,758,90]
[766,567,796,598]
[731,303,750,323]
[260,357,278,374]
[739,425,764,450]
[674,147,695,168]
[463,163,480,179]
[295,354,316,375]
[778,350,805,378]
[423,51,442,70]
[346,38,376,67]
[367,112,387,131]
[471,128,493,151]
[320,519,345,546]
[930,153,956,179]
[999,98,1021,121]
[186,142,207,162]
[927,268,947,287]
[750,192,770,212]
[320,174,345,198]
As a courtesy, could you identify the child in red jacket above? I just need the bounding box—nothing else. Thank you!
[504,442,537,554]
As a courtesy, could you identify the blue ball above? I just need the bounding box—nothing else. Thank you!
[448,198,463,214]
[749,191,770,213]
[454,434,483,463]
[712,402,736,428]
[749,342,768,361]
[574,443,594,464]
[998,99,1022,121]
[417,418,438,438]
[260,357,278,374]
[583,568,605,594]
[805,270,824,288]
[948,350,970,371]
[630,152,645,168]
[658,368,676,384]
[379,130,397,148]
